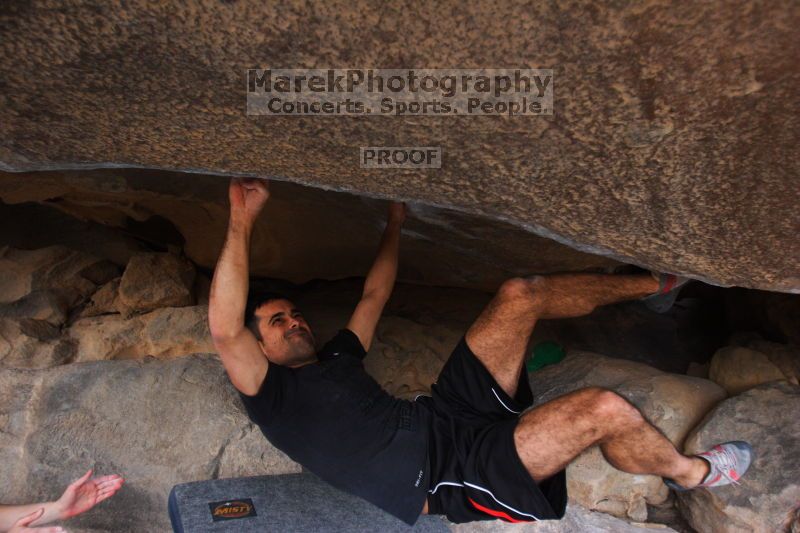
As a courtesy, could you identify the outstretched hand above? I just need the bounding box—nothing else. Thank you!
[228,178,270,224]
[55,469,124,520]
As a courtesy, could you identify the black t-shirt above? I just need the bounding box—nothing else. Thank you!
[239,328,432,525]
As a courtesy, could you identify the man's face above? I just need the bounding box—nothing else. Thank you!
[254,299,316,367]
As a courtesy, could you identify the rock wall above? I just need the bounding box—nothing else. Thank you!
[1,1,799,291]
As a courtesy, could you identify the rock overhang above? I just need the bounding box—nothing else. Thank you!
[0,0,798,291]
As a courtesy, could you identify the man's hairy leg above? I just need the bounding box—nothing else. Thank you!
[423,273,674,516]
[465,274,658,397]
[514,387,708,488]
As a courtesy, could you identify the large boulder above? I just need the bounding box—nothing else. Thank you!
[709,346,791,395]
[0,355,300,533]
[677,382,800,533]
[529,352,726,521]
[1,2,799,292]
[745,340,800,386]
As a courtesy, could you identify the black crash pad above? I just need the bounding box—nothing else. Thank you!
[168,473,450,532]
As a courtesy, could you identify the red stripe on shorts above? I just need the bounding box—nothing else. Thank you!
[468,497,532,523]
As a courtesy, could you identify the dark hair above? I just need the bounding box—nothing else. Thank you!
[244,291,291,341]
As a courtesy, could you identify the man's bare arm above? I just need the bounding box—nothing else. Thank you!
[347,202,406,352]
[208,178,270,396]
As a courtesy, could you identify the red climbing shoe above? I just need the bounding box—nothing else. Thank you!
[642,272,691,313]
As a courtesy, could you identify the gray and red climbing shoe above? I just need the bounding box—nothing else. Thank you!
[642,272,691,313]
[665,441,754,491]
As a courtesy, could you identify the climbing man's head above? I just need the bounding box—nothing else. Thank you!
[245,291,316,367]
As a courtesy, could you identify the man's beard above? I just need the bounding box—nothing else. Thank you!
[285,330,316,365]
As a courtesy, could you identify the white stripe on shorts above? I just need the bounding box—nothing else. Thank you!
[428,481,464,494]
[491,387,521,414]
[463,481,540,521]
[427,480,540,521]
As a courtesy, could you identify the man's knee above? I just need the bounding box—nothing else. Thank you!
[497,276,546,308]
[582,387,643,428]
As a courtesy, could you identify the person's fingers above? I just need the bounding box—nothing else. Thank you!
[95,490,118,504]
[95,480,123,492]
[96,479,124,501]
[93,474,123,485]
[241,178,268,191]
[96,484,123,496]
[14,507,45,526]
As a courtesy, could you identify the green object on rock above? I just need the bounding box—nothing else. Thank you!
[527,341,566,372]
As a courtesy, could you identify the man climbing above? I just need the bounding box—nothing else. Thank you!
[208,177,752,525]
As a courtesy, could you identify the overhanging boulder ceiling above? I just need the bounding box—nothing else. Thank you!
[0,169,621,290]
[0,1,798,291]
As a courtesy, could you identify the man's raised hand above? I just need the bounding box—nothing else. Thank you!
[229,178,270,225]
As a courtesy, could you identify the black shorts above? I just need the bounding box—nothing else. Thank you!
[417,336,567,524]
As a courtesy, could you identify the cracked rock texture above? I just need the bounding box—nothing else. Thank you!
[1,1,799,291]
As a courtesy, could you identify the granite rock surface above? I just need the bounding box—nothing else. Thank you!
[1,1,799,291]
